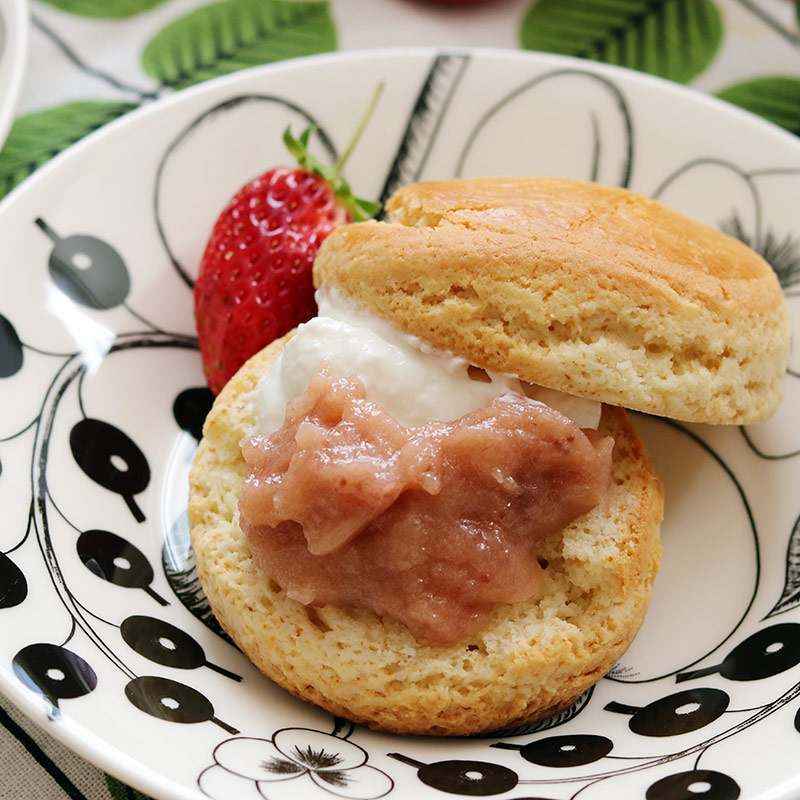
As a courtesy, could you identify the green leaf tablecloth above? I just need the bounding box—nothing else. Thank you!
[1,0,798,797]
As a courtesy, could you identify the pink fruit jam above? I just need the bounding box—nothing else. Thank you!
[239,369,613,645]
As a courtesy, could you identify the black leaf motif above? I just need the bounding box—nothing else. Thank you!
[0,552,28,608]
[765,513,800,618]
[77,529,169,605]
[0,314,24,378]
[35,218,131,310]
[378,53,469,210]
[125,675,238,733]
[173,387,214,441]
[69,418,150,522]
[13,643,98,717]
[646,769,740,800]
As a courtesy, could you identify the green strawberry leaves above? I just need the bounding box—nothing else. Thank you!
[283,84,383,221]
[0,101,137,201]
[716,76,800,136]
[283,127,379,222]
[141,0,336,91]
[520,0,722,85]
[37,0,169,17]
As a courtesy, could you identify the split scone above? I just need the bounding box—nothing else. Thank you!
[189,176,789,737]
[318,176,789,425]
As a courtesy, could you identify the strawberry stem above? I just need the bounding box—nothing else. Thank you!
[282,83,384,222]
[335,81,384,173]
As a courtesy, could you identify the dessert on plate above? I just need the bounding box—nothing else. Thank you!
[188,176,790,736]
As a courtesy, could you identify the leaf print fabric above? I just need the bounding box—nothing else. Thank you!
[0,102,136,198]
[716,77,800,136]
[140,0,337,91]
[37,0,170,18]
[519,0,724,84]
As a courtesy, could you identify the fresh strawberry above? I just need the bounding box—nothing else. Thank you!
[194,124,379,395]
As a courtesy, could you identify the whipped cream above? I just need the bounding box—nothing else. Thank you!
[255,290,601,433]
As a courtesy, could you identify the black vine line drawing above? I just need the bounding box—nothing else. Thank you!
[454,66,634,188]
[31,13,159,104]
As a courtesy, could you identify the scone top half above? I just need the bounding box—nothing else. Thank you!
[313,176,791,425]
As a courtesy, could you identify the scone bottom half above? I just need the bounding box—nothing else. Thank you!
[189,334,665,737]
[313,176,791,426]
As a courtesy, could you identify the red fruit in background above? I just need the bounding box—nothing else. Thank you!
[194,120,380,396]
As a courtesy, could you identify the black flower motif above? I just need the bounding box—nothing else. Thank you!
[199,728,393,799]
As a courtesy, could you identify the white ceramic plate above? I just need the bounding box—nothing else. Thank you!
[2,48,800,800]
[0,0,28,151]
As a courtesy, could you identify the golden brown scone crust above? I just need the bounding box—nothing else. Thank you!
[189,336,664,737]
[313,176,790,425]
